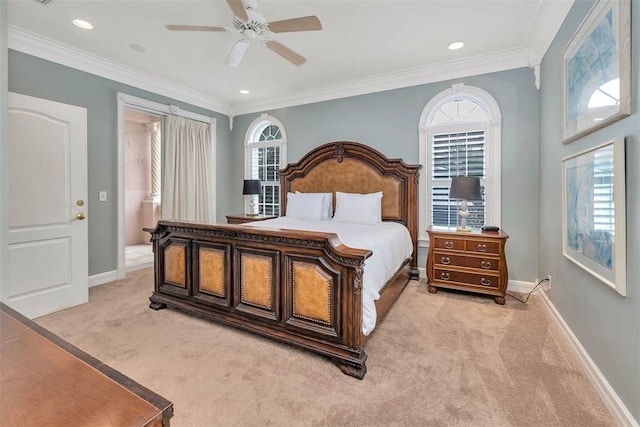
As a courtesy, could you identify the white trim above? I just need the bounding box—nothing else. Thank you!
[418,84,502,241]
[244,113,288,179]
[243,114,287,215]
[8,24,544,118]
[539,291,639,427]
[507,279,537,294]
[8,25,233,116]
[526,0,575,65]
[117,92,217,279]
[0,1,9,305]
[233,48,534,115]
[89,270,118,288]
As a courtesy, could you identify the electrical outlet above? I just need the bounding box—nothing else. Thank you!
[547,274,552,290]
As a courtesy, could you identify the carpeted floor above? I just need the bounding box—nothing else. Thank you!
[36,268,614,426]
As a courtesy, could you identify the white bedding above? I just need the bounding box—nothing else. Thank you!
[244,217,413,335]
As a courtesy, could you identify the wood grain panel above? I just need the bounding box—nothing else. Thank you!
[240,254,272,309]
[199,248,225,297]
[164,244,186,287]
[1,305,172,426]
[292,262,331,325]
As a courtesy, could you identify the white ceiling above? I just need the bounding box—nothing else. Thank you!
[6,0,573,116]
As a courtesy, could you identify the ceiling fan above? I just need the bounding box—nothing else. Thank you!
[166,0,322,67]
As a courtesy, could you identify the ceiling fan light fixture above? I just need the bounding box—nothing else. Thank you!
[448,41,465,50]
[167,0,321,67]
[72,19,94,30]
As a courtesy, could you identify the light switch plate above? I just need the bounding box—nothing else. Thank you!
[99,191,107,202]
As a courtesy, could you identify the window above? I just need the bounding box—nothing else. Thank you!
[245,114,287,216]
[419,84,501,239]
[592,144,614,232]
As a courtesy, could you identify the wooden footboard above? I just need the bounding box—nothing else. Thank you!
[147,141,420,378]
[146,220,380,378]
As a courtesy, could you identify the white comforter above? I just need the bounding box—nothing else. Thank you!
[244,217,413,335]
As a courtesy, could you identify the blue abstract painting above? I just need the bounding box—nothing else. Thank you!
[565,157,614,270]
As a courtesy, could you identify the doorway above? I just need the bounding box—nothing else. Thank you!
[116,92,216,280]
[124,109,161,272]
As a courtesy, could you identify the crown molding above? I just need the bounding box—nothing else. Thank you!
[527,0,575,63]
[233,47,535,115]
[8,25,234,116]
[8,2,571,120]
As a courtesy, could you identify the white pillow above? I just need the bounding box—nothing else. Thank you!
[333,191,383,225]
[295,191,332,219]
[286,192,325,220]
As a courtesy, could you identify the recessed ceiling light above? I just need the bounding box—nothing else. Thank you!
[129,44,149,53]
[239,89,250,95]
[72,19,93,30]
[448,41,465,50]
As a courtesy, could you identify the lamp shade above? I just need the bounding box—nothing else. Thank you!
[242,179,262,195]
[449,176,481,200]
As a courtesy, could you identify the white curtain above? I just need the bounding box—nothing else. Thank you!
[162,115,214,222]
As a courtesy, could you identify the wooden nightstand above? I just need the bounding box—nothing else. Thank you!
[426,227,509,304]
[226,213,277,225]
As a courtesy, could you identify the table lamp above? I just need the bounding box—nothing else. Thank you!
[243,179,261,216]
[449,176,481,232]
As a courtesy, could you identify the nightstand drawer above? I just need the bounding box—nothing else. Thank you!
[431,236,465,251]
[433,268,500,289]
[464,239,500,255]
[433,251,499,272]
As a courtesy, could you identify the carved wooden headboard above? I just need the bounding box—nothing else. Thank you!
[279,141,422,270]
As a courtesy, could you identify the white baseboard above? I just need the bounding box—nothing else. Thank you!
[417,273,638,425]
[538,291,639,427]
[88,270,118,288]
[507,279,536,294]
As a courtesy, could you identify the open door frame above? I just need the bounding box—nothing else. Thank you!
[116,93,217,279]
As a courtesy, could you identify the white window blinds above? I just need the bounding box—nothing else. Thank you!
[431,130,486,229]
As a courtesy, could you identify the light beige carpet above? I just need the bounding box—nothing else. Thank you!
[36,268,614,426]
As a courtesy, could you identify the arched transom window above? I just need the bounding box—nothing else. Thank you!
[245,114,287,216]
[419,84,501,238]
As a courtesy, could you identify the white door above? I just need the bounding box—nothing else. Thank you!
[7,92,88,319]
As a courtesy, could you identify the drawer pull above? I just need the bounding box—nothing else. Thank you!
[440,272,451,280]
[477,244,488,252]
[444,241,454,249]
[481,260,492,269]
[441,256,451,265]
[480,277,492,286]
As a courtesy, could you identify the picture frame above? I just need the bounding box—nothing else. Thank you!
[562,136,626,296]
[561,0,631,144]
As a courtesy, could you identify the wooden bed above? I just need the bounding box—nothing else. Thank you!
[145,141,421,378]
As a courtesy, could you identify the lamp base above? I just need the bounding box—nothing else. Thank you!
[456,226,472,232]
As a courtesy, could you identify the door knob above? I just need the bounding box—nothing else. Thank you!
[76,213,85,220]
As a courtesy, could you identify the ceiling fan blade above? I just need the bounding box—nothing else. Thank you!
[268,16,322,33]
[266,40,306,66]
[165,24,227,32]
[227,0,249,21]
[226,40,250,67]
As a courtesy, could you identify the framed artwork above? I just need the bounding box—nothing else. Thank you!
[562,136,626,296]
[561,0,631,144]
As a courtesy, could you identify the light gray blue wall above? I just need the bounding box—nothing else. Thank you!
[231,68,540,280]
[539,0,639,420]
[8,50,234,276]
